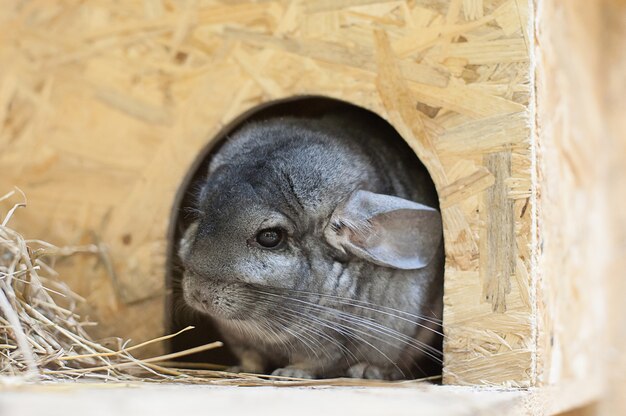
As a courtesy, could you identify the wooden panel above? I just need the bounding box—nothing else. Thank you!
[480,151,515,313]
[0,383,528,416]
[534,0,617,398]
[0,379,608,415]
[603,1,626,413]
[0,0,533,385]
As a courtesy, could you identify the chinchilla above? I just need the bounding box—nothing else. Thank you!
[178,112,444,380]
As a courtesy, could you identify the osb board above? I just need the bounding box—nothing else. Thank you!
[534,0,613,390]
[0,384,527,416]
[602,1,626,413]
[0,379,607,416]
[0,0,533,385]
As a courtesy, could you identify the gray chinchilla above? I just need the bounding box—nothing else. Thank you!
[179,112,444,380]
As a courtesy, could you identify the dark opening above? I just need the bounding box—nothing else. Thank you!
[165,96,443,377]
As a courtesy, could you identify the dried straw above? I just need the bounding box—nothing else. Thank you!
[0,188,433,387]
[0,188,214,383]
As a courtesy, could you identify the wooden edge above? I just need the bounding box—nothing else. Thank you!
[0,379,604,416]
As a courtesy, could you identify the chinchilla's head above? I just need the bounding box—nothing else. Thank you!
[179,119,442,326]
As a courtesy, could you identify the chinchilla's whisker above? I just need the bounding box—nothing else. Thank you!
[260,315,297,355]
[293,314,361,365]
[184,182,208,214]
[271,314,322,360]
[237,294,361,366]
[312,305,442,364]
[252,289,442,363]
[171,298,206,326]
[181,206,205,219]
[412,358,429,378]
[274,314,331,360]
[272,304,360,365]
[300,311,407,377]
[231,319,244,338]
[282,287,443,326]
[277,313,342,361]
[240,294,339,361]
[278,288,445,339]
[254,316,296,359]
[250,291,420,371]
[242,295,322,361]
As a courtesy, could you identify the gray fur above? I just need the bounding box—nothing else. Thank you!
[179,115,444,380]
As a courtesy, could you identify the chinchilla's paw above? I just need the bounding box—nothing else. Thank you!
[224,365,251,373]
[346,363,404,380]
[271,367,315,379]
[226,365,260,374]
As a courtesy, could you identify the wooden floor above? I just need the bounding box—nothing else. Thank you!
[0,383,528,416]
[0,380,606,416]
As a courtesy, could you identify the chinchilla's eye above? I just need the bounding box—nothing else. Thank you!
[256,228,285,249]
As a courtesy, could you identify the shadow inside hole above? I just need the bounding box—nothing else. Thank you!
[165,96,443,377]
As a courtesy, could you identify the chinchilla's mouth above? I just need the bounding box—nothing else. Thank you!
[181,274,253,320]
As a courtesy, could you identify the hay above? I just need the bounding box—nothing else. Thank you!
[0,188,435,387]
[0,188,218,383]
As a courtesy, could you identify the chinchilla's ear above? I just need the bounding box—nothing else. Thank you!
[324,190,442,270]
